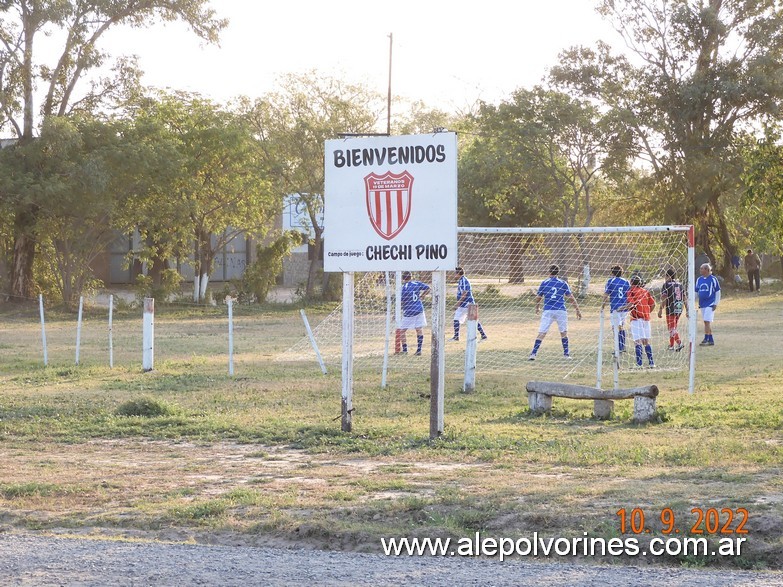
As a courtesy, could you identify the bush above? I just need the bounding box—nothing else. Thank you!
[241,231,303,303]
[116,396,176,418]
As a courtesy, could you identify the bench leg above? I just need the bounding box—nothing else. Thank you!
[528,392,552,414]
[633,396,657,423]
[593,399,614,420]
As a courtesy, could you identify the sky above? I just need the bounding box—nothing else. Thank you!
[99,0,618,115]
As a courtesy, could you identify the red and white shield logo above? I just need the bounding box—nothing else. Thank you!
[364,171,414,240]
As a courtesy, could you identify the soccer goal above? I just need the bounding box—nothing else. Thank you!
[281,226,696,393]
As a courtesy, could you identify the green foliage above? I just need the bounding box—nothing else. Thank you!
[552,0,783,267]
[133,269,183,303]
[240,231,303,303]
[115,397,177,418]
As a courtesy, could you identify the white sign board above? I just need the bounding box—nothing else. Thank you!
[324,132,458,272]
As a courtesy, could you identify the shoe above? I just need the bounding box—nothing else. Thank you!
[414,350,421,356]
[699,340,709,346]
[667,346,675,351]
[648,362,655,369]
[481,335,488,341]
[564,354,572,359]
[706,341,714,346]
[674,344,684,352]
[449,336,459,342]
[619,348,626,353]
[528,354,536,361]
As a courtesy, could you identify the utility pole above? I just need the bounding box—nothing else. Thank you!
[387,32,393,136]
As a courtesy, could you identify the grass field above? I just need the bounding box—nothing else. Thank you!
[0,284,782,569]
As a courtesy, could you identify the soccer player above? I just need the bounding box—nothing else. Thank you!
[528,265,582,360]
[601,265,630,354]
[450,267,487,342]
[658,268,686,351]
[398,271,430,355]
[696,262,721,346]
[621,274,656,368]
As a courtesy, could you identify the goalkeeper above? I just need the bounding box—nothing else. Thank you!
[620,274,656,368]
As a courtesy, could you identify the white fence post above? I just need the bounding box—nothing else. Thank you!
[39,294,48,367]
[142,297,154,372]
[227,296,234,376]
[108,295,114,369]
[341,273,354,432]
[75,296,84,365]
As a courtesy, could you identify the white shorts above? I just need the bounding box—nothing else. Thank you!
[400,313,427,330]
[453,306,468,324]
[700,306,715,322]
[630,318,651,341]
[609,310,628,328]
[538,310,568,334]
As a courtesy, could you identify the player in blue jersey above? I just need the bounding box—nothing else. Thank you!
[696,262,721,346]
[450,267,487,342]
[600,265,631,354]
[398,271,430,355]
[528,265,582,360]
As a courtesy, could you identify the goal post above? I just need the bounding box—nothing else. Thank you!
[283,225,696,394]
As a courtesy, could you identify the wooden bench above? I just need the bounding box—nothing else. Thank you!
[526,381,659,423]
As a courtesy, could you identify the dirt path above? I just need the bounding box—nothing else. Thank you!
[2,533,783,586]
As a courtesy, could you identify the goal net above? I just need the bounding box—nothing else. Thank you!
[281,226,695,389]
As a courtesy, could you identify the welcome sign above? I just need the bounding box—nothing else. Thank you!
[324,132,458,272]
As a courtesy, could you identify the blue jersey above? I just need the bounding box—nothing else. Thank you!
[604,276,631,311]
[537,277,572,311]
[696,274,720,308]
[401,280,429,317]
[456,275,475,307]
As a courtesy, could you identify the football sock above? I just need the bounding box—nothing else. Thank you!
[478,323,486,337]
[618,329,626,352]
[645,344,654,364]
[402,343,408,353]
[635,344,643,366]
[531,339,542,355]
[417,335,423,353]
[453,320,460,339]
[708,334,714,343]
[561,337,569,355]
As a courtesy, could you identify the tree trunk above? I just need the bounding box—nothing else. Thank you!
[306,229,323,300]
[10,207,37,302]
[508,235,533,283]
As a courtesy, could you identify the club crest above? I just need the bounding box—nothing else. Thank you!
[364,171,414,240]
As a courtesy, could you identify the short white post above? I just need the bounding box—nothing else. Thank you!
[463,303,478,393]
[300,309,327,375]
[39,294,48,367]
[75,295,84,365]
[142,297,154,372]
[227,296,234,376]
[108,295,114,369]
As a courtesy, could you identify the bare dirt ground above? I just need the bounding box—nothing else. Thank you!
[2,439,783,585]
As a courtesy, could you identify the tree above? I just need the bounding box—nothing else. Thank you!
[550,0,783,273]
[0,114,134,305]
[0,0,226,300]
[459,87,621,228]
[121,92,277,303]
[740,126,783,275]
[240,72,380,299]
